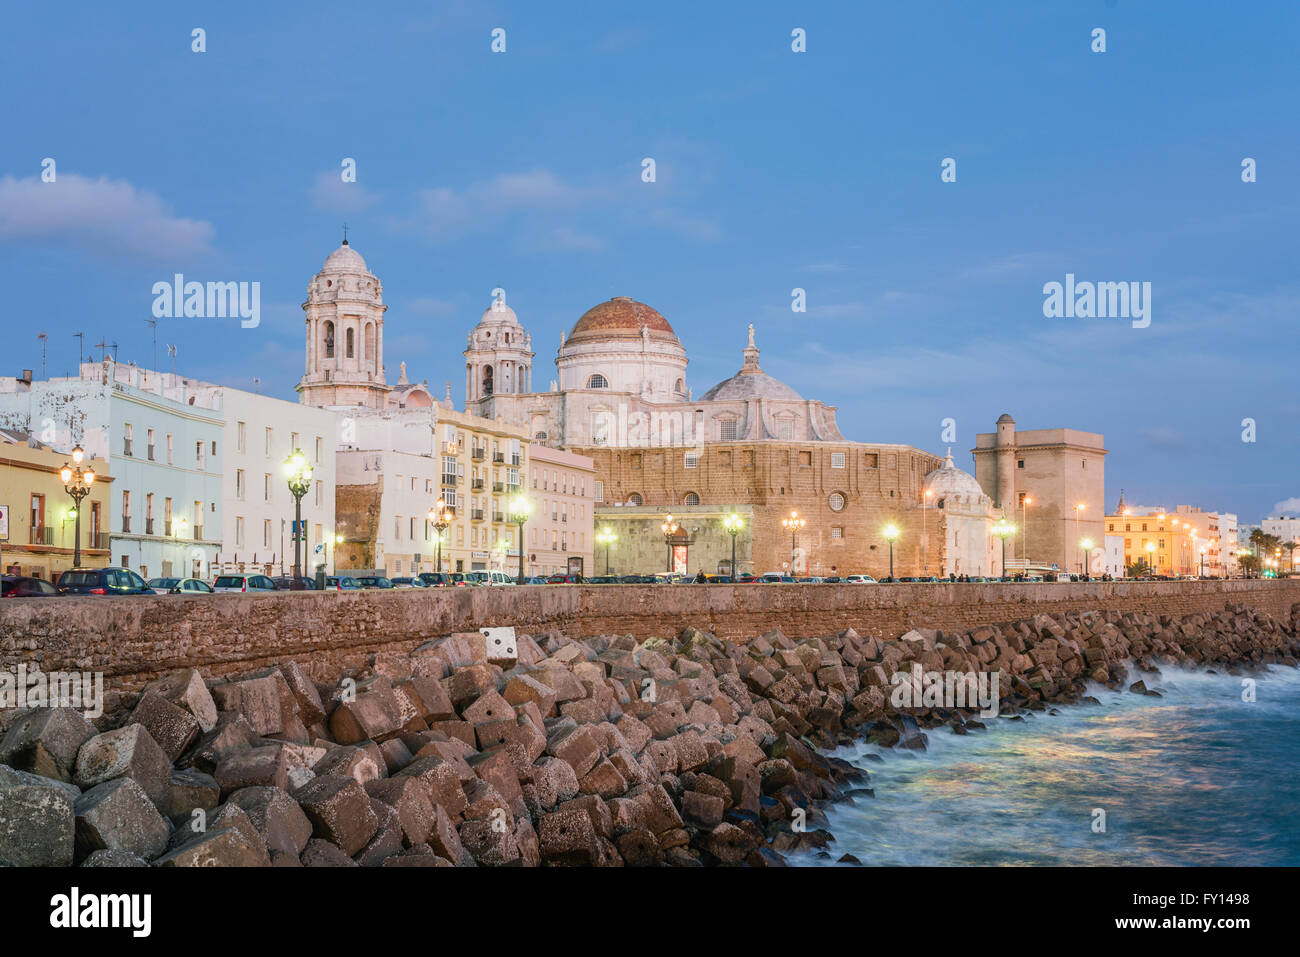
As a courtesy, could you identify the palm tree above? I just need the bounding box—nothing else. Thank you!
[1126,558,1152,578]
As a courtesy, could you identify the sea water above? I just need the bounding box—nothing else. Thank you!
[794,664,1300,866]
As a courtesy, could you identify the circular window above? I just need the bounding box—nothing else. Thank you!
[682,492,700,506]
[829,492,846,512]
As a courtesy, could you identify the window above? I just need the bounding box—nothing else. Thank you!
[776,419,794,440]
[831,452,845,469]
[346,327,355,358]
[798,451,812,467]
[147,428,155,460]
[1018,460,1025,469]
[685,452,698,469]
[235,517,244,547]
[831,526,843,539]
[588,374,609,389]
[829,492,846,512]
[167,434,174,465]
[719,419,738,442]
[237,421,246,452]
[263,519,272,548]
[683,492,700,506]
[323,320,335,358]
[631,453,642,469]
[316,437,323,462]
[124,423,133,456]
[236,470,246,500]
[864,453,878,468]
[264,474,271,502]
[594,481,604,503]
[627,493,643,506]
[265,428,272,455]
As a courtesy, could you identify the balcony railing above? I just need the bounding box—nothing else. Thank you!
[493,482,504,493]
[442,474,458,487]
[472,448,486,461]
[29,526,52,545]
[493,511,505,523]
[493,452,505,463]
[91,532,109,550]
[472,509,485,521]
[472,478,485,490]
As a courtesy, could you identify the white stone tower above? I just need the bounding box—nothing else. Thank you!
[464,290,534,410]
[297,238,391,409]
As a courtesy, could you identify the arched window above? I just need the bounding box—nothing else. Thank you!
[588,374,609,389]
[675,378,685,394]
[626,493,643,506]
[483,366,494,396]
[682,492,700,506]
[345,327,355,359]
[323,320,335,358]
[534,431,548,442]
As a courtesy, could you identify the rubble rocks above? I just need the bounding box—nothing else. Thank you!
[0,603,1294,866]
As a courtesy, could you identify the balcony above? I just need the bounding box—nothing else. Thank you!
[441,474,459,487]
[147,445,155,461]
[493,482,505,493]
[472,478,485,490]
[472,509,485,521]
[28,526,52,545]
[123,439,133,456]
[493,452,505,464]
[146,518,156,535]
[472,448,486,461]
[493,511,505,523]
[91,532,109,550]
[121,516,131,533]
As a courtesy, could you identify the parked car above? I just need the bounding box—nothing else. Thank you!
[271,576,320,591]
[585,575,618,584]
[324,576,362,591]
[546,573,583,584]
[524,576,549,584]
[733,574,758,583]
[355,576,395,589]
[844,574,878,584]
[147,577,182,595]
[2,575,61,597]
[57,567,155,596]
[465,571,514,586]
[703,574,733,583]
[211,574,279,593]
[759,573,796,583]
[389,577,426,589]
[168,578,215,595]
[418,572,467,588]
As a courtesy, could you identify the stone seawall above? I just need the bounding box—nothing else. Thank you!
[2,580,1299,693]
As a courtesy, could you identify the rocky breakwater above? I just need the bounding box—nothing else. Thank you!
[1,602,1297,867]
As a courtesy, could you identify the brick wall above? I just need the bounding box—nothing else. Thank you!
[3,580,1297,694]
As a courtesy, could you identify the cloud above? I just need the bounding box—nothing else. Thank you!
[310,170,378,214]
[1139,426,1186,450]
[411,169,597,237]
[647,207,722,242]
[0,173,213,260]
[403,296,459,318]
[547,225,606,252]
[1272,497,1300,516]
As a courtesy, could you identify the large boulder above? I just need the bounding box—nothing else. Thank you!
[295,774,379,856]
[0,707,96,782]
[74,725,172,810]
[0,770,75,866]
[73,778,170,862]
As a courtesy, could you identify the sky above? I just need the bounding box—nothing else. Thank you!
[2,1,1297,523]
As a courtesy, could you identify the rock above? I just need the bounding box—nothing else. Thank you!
[80,848,149,867]
[0,707,96,781]
[211,673,286,736]
[73,778,170,862]
[165,768,220,820]
[682,790,725,827]
[278,662,326,725]
[365,777,435,847]
[128,692,201,763]
[301,838,361,867]
[74,724,173,811]
[226,786,314,856]
[295,774,379,856]
[156,826,270,867]
[0,773,75,866]
[213,745,291,797]
[538,807,598,865]
[141,669,218,732]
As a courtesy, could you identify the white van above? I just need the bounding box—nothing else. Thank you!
[466,570,515,586]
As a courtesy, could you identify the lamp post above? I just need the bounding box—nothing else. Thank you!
[1145,540,1157,577]
[1199,544,1208,577]
[723,512,743,579]
[992,520,1016,579]
[283,448,313,579]
[660,514,678,573]
[59,446,96,568]
[428,499,452,574]
[1073,502,1086,573]
[882,524,899,580]
[1080,537,1094,577]
[508,496,531,584]
[922,487,933,574]
[596,527,616,575]
[781,510,806,575]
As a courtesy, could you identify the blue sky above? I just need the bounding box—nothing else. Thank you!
[3,1,1297,522]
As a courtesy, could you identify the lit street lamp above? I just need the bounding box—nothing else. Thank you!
[1145,540,1157,576]
[723,512,744,579]
[992,520,1016,578]
[508,496,531,584]
[596,526,617,575]
[781,510,806,574]
[922,486,933,575]
[428,499,452,573]
[283,449,313,579]
[660,514,679,573]
[1080,537,1094,577]
[59,446,96,568]
[882,524,899,580]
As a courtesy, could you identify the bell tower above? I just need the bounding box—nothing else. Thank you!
[297,238,391,409]
[464,290,534,414]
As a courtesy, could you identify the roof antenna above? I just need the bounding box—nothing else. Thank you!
[342,223,349,246]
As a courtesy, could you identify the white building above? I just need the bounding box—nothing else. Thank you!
[1103,535,1125,578]
[527,444,596,577]
[921,450,997,577]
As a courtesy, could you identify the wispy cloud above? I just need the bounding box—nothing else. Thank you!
[311,170,378,214]
[0,173,213,261]
[1272,497,1300,516]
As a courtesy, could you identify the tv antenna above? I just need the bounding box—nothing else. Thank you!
[37,332,47,378]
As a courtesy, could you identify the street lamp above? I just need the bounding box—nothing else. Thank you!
[507,496,531,584]
[992,520,1016,578]
[1199,544,1208,577]
[59,446,96,568]
[282,448,313,579]
[660,514,678,573]
[882,524,899,580]
[723,512,744,579]
[596,526,617,575]
[1145,540,1157,576]
[428,499,452,574]
[781,510,806,575]
[1073,502,1086,573]
[1080,537,1094,577]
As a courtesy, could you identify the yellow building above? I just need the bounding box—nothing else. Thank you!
[1,430,113,579]
[432,405,530,575]
[1107,494,1215,576]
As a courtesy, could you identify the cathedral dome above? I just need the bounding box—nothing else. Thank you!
[567,297,678,343]
[700,324,802,401]
[322,241,368,273]
[478,301,521,326]
[924,449,986,500]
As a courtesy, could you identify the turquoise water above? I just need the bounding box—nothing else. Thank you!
[796,664,1300,866]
